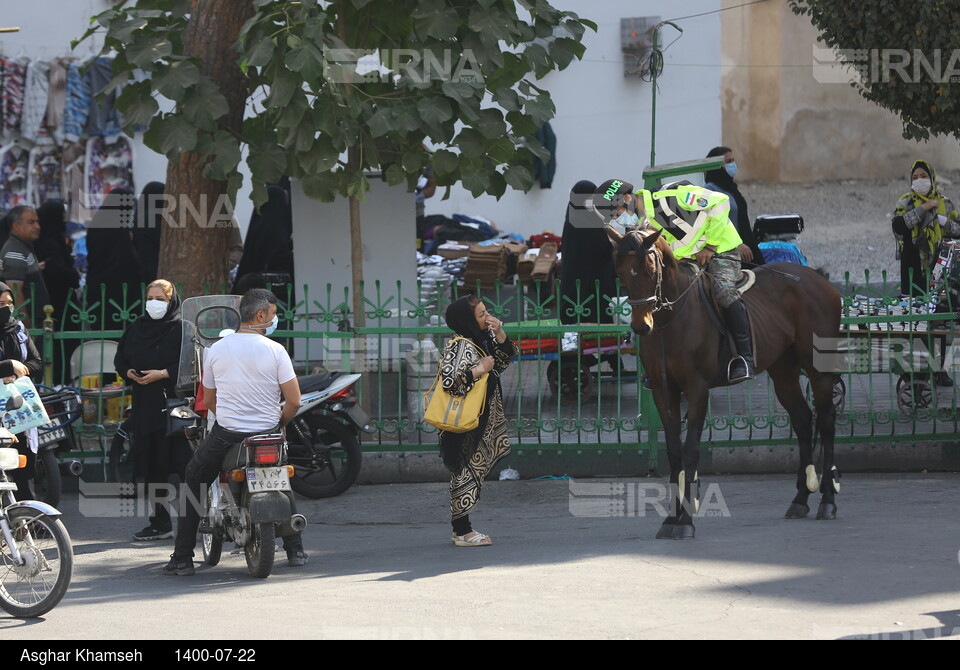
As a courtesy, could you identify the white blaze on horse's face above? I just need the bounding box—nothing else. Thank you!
[607,226,662,336]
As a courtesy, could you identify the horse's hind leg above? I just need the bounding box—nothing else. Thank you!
[768,357,817,518]
[809,371,839,520]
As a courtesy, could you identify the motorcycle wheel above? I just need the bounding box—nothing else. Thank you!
[244,522,275,579]
[288,414,362,499]
[200,487,223,567]
[0,509,73,618]
[33,449,62,508]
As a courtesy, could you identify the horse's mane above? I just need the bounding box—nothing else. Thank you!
[617,227,679,272]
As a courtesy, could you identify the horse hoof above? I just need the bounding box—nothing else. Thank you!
[816,503,837,520]
[656,523,676,540]
[656,522,695,540]
[784,503,810,519]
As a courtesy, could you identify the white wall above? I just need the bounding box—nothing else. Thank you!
[289,176,416,362]
[425,0,723,239]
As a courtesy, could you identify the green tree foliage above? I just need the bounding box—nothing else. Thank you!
[79,0,597,208]
[791,0,960,142]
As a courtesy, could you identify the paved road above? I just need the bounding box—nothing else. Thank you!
[4,473,960,641]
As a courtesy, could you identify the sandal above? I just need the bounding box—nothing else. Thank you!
[451,531,493,547]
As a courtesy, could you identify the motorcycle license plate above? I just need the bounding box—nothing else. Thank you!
[245,467,291,493]
[345,403,371,429]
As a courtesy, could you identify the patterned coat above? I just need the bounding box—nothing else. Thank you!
[438,334,518,520]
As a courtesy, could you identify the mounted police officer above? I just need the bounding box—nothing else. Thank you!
[593,179,756,383]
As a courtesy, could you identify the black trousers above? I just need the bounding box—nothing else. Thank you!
[173,423,302,560]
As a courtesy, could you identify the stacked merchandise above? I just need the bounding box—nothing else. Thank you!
[462,244,508,290]
[416,251,466,312]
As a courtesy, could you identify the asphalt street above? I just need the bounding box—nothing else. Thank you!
[3,472,960,641]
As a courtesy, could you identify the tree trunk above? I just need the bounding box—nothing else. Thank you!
[158,0,254,296]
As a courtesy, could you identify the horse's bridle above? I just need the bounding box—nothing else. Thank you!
[625,240,705,315]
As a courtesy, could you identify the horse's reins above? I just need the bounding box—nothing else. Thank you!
[625,245,707,318]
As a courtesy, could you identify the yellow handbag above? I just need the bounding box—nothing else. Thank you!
[423,337,488,433]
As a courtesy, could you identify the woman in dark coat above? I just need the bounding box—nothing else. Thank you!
[559,179,619,325]
[0,282,43,497]
[231,185,294,296]
[114,278,189,540]
[132,182,165,286]
[704,146,764,266]
[34,200,79,324]
[85,187,141,331]
[438,295,518,546]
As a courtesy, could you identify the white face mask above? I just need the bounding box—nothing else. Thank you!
[912,178,932,196]
[145,299,168,320]
[608,210,639,234]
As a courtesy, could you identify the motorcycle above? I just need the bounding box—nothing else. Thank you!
[33,386,84,507]
[167,295,308,578]
[167,294,369,499]
[168,407,306,579]
[284,371,373,499]
[0,391,73,617]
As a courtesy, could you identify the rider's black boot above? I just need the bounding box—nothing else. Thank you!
[722,300,756,383]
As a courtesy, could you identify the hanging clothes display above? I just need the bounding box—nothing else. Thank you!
[28,144,63,206]
[84,134,134,215]
[0,142,31,212]
[1,58,27,138]
[21,60,51,144]
[0,54,131,215]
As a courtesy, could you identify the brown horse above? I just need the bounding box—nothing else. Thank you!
[608,227,842,539]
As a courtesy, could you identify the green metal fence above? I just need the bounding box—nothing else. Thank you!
[22,274,960,472]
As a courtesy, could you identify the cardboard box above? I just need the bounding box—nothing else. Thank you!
[435,242,474,259]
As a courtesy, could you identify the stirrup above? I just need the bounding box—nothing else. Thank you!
[727,356,755,383]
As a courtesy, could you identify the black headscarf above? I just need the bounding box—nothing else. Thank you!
[133,181,165,285]
[444,295,492,356]
[125,285,182,349]
[0,282,19,336]
[559,180,617,324]
[705,146,764,265]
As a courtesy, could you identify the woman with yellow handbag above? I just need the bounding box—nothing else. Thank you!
[438,295,517,547]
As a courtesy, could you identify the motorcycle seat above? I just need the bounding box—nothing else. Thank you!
[298,372,339,394]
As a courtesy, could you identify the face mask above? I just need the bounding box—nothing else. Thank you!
[257,314,279,336]
[912,178,932,196]
[724,162,738,179]
[608,211,639,235]
[145,300,168,320]
[0,307,11,323]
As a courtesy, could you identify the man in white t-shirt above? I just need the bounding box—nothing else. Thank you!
[165,289,304,576]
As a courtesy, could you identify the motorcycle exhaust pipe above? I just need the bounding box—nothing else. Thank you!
[59,459,83,477]
[277,514,308,537]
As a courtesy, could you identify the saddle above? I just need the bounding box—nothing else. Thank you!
[681,262,758,385]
